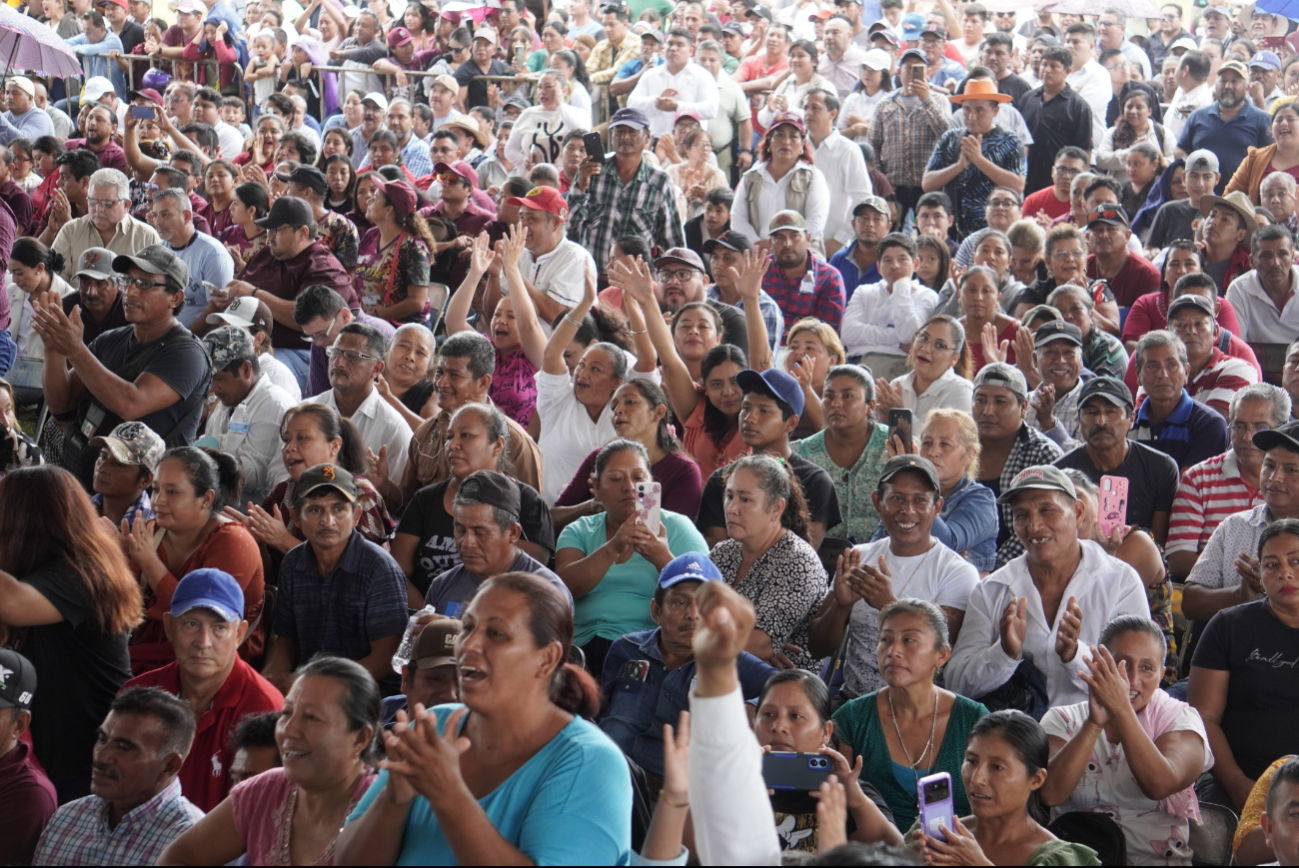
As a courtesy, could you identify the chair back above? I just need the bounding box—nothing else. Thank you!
[1189,801,1239,867]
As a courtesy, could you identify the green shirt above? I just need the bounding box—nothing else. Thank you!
[556,509,708,646]
[903,819,1101,866]
[792,422,889,544]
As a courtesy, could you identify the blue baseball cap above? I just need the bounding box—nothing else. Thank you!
[659,553,723,589]
[736,368,806,418]
[901,12,925,41]
[609,107,651,130]
[1251,49,1282,72]
[170,568,244,622]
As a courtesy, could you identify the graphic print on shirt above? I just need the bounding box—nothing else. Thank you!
[527,119,565,164]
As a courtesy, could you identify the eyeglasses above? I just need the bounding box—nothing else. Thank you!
[1051,249,1086,260]
[115,276,170,292]
[1231,422,1272,435]
[987,198,1018,209]
[88,197,121,209]
[325,346,381,364]
[11,155,30,164]
[1054,166,1081,177]
[449,44,467,54]
[914,334,953,353]
[658,269,699,284]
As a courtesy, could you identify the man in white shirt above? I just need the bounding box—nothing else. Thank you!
[841,233,938,369]
[495,185,597,328]
[193,86,244,160]
[803,88,871,256]
[817,16,868,100]
[306,323,413,481]
[1064,22,1113,153]
[1226,224,1299,344]
[806,454,979,699]
[946,465,1150,707]
[1097,6,1151,79]
[627,27,720,137]
[1167,50,1214,140]
[201,327,296,507]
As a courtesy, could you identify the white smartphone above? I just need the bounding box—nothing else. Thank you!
[635,481,662,537]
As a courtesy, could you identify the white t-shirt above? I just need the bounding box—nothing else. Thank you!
[841,537,979,698]
[1040,700,1214,866]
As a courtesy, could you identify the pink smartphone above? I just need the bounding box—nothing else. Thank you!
[635,481,662,537]
[918,772,954,843]
[1098,475,1129,538]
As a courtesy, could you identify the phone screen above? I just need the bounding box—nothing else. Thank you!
[130,105,156,120]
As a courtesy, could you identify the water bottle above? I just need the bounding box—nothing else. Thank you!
[392,605,438,674]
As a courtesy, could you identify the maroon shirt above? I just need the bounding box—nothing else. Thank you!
[0,740,58,865]
[242,241,358,348]
[1085,250,1162,307]
[65,138,128,173]
[0,178,34,235]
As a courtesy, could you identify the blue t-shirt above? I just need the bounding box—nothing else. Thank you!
[172,231,236,328]
[347,706,633,865]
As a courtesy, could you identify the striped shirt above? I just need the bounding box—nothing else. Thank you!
[33,778,203,866]
[1187,349,1259,415]
[566,157,686,278]
[1167,450,1264,556]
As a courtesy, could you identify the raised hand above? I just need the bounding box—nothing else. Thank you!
[1030,382,1057,427]
[379,704,472,812]
[833,547,864,607]
[1080,644,1132,728]
[1000,596,1028,659]
[660,710,691,808]
[366,444,389,488]
[693,580,757,671]
[980,321,1007,365]
[1055,596,1082,664]
[608,255,655,307]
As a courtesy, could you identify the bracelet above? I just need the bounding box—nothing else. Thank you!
[564,314,583,328]
[628,328,647,335]
[660,793,689,809]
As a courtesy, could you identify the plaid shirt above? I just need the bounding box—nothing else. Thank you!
[760,253,846,332]
[706,284,785,350]
[1026,371,1096,452]
[566,157,685,278]
[33,778,203,866]
[588,35,642,87]
[868,92,951,188]
[995,424,1065,568]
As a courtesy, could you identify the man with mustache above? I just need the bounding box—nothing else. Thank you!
[33,687,202,865]
[124,570,283,812]
[1055,376,1179,547]
[1227,224,1299,344]
[652,246,749,354]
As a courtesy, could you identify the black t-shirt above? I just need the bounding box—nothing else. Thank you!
[118,20,145,55]
[706,299,749,358]
[454,57,515,110]
[1017,86,1094,198]
[395,479,556,596]
[1192,599,1299,779]
[1054,441,1179,531]
[997,74,1033,104]
[20,561,132,800]
[400,379,435,416]
[86,324,212,448]
[1147,199,1198,249]
[696,450,843,533]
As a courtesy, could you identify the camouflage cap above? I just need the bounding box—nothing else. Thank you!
[768,209,808,234]
[202,326,257,371]
[88,421,166,472]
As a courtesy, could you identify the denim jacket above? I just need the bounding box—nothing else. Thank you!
[871,475,998,572]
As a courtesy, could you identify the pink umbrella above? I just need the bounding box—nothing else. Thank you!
[0,3,83,78]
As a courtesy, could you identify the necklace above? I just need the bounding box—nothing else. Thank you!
[892,541,937,600]
[888,687,939,795]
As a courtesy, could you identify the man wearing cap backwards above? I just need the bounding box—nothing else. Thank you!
[0,77,53,146]
[1227,224,1299,344]
[703,231,784,353]
[381,617,463,728]
[123,569,283,812]
[329,9,386,102]
[599,552,777,778]
[1162,290,1259,418]
[695,368,843,551]
[1130,329,1231,472]
[147,187,234,331]
[922,80,1025,238]
[62,246,128,345]
[869,47,954,222]
[262,463,409,694]
[0,648,56,866]
[36,244,212,476]
[947,463,1149,708]
[453,26,514,111]
[1146,148,1220,250]
[1080,204,1160,308]
[200,327,296,506]
[1176,58,1274,194]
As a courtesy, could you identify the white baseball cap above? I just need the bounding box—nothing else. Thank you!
[83,76,115,103]
[862,48,891,71]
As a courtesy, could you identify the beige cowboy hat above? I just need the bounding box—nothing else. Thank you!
[1199,189,1258,235]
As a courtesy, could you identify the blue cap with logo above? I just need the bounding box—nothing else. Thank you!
[659,553,724,589]
[901,12,925,40]
[170,568,245,622]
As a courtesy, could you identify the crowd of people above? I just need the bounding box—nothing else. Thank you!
[7,0,1299,864]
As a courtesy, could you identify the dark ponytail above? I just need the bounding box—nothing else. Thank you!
[198,446,243,509]
[160,446,234,513]
[11,236,66,278]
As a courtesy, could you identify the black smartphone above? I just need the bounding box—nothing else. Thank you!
[582,130,605,163]
[130,105,156,120]
[763,752,833,792]
[888,408,913,448]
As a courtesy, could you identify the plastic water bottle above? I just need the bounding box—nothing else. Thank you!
[392,606,438,674]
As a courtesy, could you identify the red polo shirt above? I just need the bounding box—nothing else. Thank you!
[0,740,57,865]
[126,658,283,812]
[1085,250,1162,307]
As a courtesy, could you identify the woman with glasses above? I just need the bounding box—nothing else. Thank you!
[8,137,40,195]
[875,314,973,430]
[666,129,729,221]
[217,182,270,277]
[505,69,586,167]
[1226,100,1299,203]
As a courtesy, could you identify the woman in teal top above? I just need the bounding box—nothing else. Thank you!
[832,599,989,831]
[336,573,633,866]
[554,439,708,677]
[527,21,568,72]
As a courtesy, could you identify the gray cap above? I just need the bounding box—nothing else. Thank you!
[1185,149,1220,175]
[111,244,189,292]
[202,326,256,370]
[973,362,1028,401]
[878,454,941,492]
[996,464,1078,505]
[75,247,115,280]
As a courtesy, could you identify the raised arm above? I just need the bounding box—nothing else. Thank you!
[610,255,700,421]
[620,289,657,375]
[445,234,493,335]
[499,224,550,372]
[733,249,772,371]
[541,265,597,376]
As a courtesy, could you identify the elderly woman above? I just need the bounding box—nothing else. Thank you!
[912,711,1101,865]
[666,129,728,221]
[375,323,437,430]
[554,439,708,677]
[792,365,890,543]
[731,112,830,244]
[1097,89,1176,185]
[1047,283,1129,379]
[833,600,990,833]
[1008,219,1048,288]
[158,657,380,866]
[505,69,587,167]
[1226,100,1299,203]
[785,317,848,439]
[1041,615,1213,866]
[875,315,973,430]
[1189,518,1299,812]
[711,454,828,671]
[335,574,633,864]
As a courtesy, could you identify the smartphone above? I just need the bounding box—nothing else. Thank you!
[635,481,662,536]
[910,63,927,84]
[763,752,833,792]
[918,772,955,843]
[1098,475,1129,538]
[514,46,527,66]
[888,408,913,449]
[582,130,605,164]
[130,105,156,120]
[1262,36,1286,48]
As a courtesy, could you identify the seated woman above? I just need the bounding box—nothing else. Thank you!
[555,439,708,677]
[792,365,890,543]
[1189,517,1299,812]
[666,129,729,222]
[785,317,847,440]
[1097,89,1176,186]
[833,600,990,833]
[711,454,827,671]
[121,446,265,675]
[874,315,973,430]
[935,230,1023,320]
[553,379,703,529]
[669,301,726,385]
[158,656,381,866]
[755,669,904,854]
[218,182,270,276]
[911,711,1101,866]
[0,377,42,470]
[392,403,553,602]
[8,238,71,358]
[1119,142,1166,222]
[1041,615,1212,867]
[1007,225,1121,337]
[335,573,633,865]
[355,176,433,326]
[1007,219,1048,288]
[376,323,438,430]
[958,266,1021,372]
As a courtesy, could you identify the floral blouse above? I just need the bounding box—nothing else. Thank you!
[355,227,431,325]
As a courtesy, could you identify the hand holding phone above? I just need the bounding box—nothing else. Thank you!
[763,752,832,792]
[635,481,662,537]
[582,130,605,164]
[130,105,156,120]
[918,772,955,843]
[1098,475,1129,541]
[888,408,913,451]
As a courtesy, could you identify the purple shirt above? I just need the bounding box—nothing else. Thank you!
[65,138,128,173]
[0,740,58,865]
[241,241,357,348]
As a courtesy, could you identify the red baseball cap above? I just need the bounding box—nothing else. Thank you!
[387,26,413,47]
[371,177,419,220]
[434,160,479,188]
[128,87,164,107]
[506,185,568,220]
